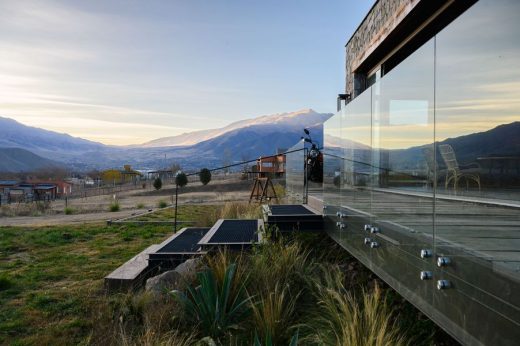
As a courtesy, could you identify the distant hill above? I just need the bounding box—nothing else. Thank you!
[0,148,61,172]
[0,116,106,158]
[386,121,520,171]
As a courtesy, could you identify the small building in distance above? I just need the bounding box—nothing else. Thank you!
[101,165,143,185]
[256,152,286,178]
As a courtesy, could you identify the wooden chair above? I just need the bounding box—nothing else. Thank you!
[438,144,481,192]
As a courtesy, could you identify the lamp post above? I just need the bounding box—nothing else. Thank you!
[173,171,188,232]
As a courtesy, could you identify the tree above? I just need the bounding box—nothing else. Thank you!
[199,168,212,185]
[153,177,162,190]
[175,172,188,187]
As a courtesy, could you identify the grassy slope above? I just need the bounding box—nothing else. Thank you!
[0,223,172,345]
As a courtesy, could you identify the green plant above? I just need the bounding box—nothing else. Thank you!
[171,262,251,338]
[109,202,120,212]
[64,207,74,215]
[199,168,212,185]
[153,177,162,190]
[157,200,168,208]
[175,172,188,187]
[136,203,145,209]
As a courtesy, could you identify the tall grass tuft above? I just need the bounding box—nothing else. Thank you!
[218,202,262,220]
[250,239,312,294]
[305,265,409,346]
[109,202,120,212]
[250,284,300,344]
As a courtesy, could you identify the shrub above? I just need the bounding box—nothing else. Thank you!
[199,168,212,185]
[157,200,168,208]
[136,203,145,209]
[175,172,188,187]
[64,207,74,215]
[153,178,162,190]
[109,202,120,212]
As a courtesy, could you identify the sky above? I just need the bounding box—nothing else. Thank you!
[0,0,374,145]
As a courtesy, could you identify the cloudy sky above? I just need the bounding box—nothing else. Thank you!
[0,0,373,145]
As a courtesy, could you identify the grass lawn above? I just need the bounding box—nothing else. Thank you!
[0,222,174,345]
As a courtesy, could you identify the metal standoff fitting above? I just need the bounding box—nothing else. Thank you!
[339,213,347,219]
[339,223,346,230]
[370,241,380,248]
[437,280,451,290]
[336,211,341,217]
[437,257,451,267]
[420,249,432,258]
[364,237,372,245]
[364,224,372,232]
[336,221,342,228]
[370,226,380,234]
[420,271,433,280]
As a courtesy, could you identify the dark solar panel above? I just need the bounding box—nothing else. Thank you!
[208,220,258,243]
[157,228,210,253]
[270,205,315,215]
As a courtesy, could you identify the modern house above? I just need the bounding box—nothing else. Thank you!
[286,0,519,345]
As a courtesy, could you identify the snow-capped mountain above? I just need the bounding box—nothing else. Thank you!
[141,109,332,147]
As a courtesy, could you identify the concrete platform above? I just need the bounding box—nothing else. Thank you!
[104,244,161,292]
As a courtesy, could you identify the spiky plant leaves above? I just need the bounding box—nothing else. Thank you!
[171,263,252,339]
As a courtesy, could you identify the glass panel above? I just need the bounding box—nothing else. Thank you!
[435,0,520,343]
[339,88,373,265]
[370,38,435,306]
[323,110,342,231]
[285,140,306,203]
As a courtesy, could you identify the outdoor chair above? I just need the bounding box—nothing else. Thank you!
[438,144,481,192]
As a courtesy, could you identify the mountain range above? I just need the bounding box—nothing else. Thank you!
[0,110,332,171]
[0,112,518,173]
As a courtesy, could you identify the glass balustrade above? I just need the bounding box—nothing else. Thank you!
[323,0,520,343]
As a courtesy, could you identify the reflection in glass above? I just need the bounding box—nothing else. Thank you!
[434,0,520,337]
[285,140,306,203]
